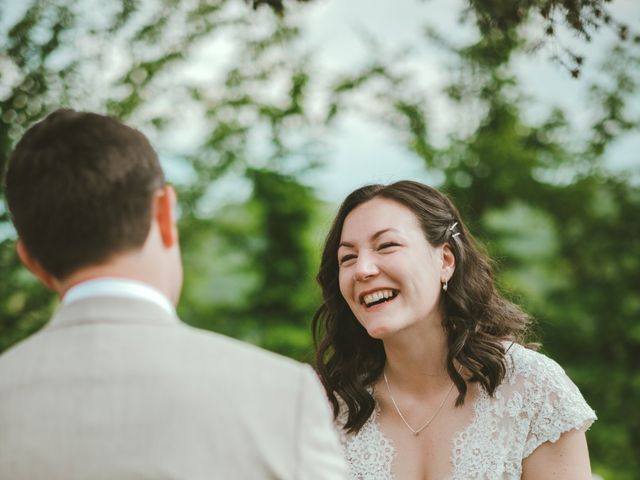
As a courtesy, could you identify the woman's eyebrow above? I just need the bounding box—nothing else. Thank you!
[339,228,400,248]
[371,228,398,240]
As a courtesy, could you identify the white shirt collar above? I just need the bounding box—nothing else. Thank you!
[62,277,176,316]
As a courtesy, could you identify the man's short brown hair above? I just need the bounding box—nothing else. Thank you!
[5,109,165,279]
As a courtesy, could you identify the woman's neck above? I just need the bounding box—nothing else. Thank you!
[382,321,452,394]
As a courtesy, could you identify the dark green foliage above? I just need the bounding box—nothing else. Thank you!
[0,236,54,352]
[244,168,319,358]
[250,0,312,16]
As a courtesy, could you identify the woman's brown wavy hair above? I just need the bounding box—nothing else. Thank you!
[312,180,534,434]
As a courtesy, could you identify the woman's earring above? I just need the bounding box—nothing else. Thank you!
[442,279,448,292]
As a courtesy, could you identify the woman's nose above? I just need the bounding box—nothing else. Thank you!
[354,254,379,281]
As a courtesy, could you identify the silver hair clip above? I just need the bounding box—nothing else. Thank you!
[449,222,460,238]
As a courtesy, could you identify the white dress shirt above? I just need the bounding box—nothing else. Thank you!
[61,277,175,316]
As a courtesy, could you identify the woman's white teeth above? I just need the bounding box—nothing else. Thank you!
[363,289,396,307]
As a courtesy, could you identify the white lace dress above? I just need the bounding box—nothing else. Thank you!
[337,343,597,479]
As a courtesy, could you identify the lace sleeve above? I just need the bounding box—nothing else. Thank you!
[520,349,597,458]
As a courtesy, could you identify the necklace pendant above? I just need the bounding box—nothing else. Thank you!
[383,368,460,439]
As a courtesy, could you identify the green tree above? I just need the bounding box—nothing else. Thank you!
[0,0,320,354]
[245,168,319,358]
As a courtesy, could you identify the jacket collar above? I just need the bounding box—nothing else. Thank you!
[45,296,181,332]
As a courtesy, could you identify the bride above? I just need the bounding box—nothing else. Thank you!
[312,180,596,479]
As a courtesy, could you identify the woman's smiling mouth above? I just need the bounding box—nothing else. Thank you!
[360,289,399,308]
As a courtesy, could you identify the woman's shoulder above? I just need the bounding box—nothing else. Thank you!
[502,342,585,390]
[502,341,580,397]
[499,342,597,457]
[503,341,565,379]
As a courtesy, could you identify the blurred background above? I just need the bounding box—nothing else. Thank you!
[1,0,638,477]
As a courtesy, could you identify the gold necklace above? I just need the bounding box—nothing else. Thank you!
[382,368,459,437]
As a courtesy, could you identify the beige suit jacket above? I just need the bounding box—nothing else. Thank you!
[0,296,347,479]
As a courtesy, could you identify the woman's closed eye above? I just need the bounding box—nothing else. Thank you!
[339,254,357,266]
[378,242,400,251]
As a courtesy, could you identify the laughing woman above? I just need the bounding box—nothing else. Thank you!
[312,181,596,480]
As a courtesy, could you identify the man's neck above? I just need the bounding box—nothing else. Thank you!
[56,251,175,305]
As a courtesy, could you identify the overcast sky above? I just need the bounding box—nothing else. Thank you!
[295,0,640,201]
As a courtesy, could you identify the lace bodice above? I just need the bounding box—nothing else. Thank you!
[337,343,596,479]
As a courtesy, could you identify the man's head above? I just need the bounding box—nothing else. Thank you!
[4,109,182,302]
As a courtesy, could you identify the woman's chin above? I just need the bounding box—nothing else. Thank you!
[365,323,395,339]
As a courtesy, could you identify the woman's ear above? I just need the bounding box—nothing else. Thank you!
[441,242,456,281]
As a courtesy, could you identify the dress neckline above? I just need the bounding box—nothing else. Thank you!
[367,382,486,480]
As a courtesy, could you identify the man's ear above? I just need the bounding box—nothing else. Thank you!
[16,240,58,291]
[441,242,456,281]
[154,184,179,248]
